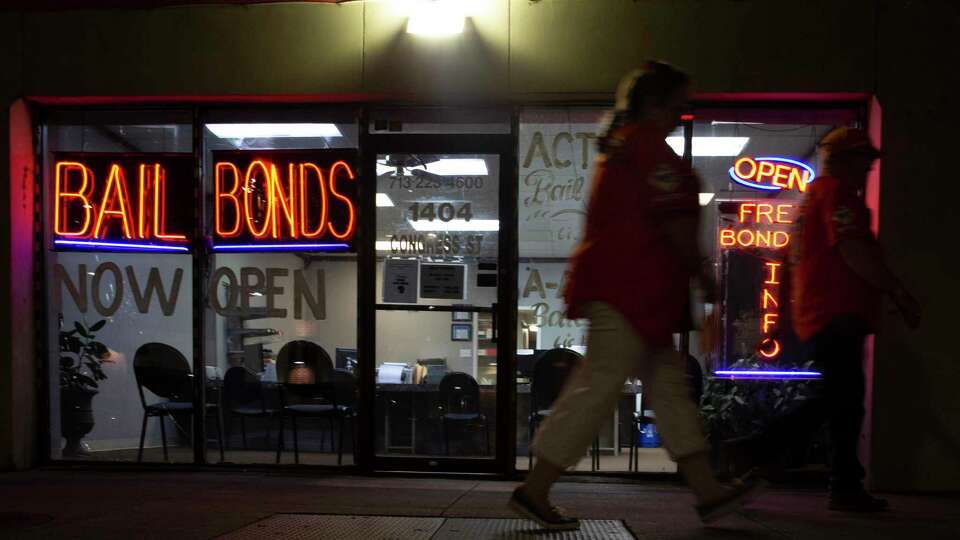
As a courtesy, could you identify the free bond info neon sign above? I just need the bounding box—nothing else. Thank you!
[719,202,794,361]
[212,150,357,252]
[728,156,815,192]
[53,153,193,252]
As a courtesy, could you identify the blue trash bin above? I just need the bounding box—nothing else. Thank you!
[638,422,661,448]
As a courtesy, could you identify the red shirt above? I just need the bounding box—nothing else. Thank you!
[563,122,700,346]
[791,175,881,340]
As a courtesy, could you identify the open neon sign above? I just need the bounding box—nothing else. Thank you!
[728,156,815,192]
[53,153,193,252]
[212,150,357,252]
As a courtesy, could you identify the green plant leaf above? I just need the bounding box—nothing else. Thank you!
[74,321,90,338]
[89,320,107,332]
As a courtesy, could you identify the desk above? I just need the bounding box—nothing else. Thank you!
[376,384,497,456]
[374,383,640,460]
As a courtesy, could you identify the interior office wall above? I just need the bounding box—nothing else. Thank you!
[375,260,497,378]
[871,0,960,492]
[208,254,358,374]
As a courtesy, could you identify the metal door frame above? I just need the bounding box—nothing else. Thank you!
[356,126,518,475]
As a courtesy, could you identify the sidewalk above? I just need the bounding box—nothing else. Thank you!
[0,468,956,539]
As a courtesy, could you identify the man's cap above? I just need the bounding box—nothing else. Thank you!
[818,127,881,158]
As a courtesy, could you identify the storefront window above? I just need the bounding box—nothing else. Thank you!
[692,109,859,377]
[515,107,679,473]
[201,110,360,465]
[43,111,196,462]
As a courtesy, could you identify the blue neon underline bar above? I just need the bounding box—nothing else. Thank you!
[54,239,190,252]
[212,243,351,251]
[714,370,822,377]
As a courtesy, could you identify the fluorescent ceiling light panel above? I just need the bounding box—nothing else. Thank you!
[699,193,715,206]
[375,241,393,251]
[710,121,763,126]
[376,193,395,207]
[377,158,487,176]
[206,123,342,139]
[407,219,499,232]
[406,1,465,36]
[665,136,749,157]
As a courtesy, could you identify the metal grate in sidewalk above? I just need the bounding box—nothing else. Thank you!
[218,514,634,540]
[434,518,633,539]
[218,514,444,540]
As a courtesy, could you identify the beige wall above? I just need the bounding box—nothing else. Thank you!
[2,0,958,490]
[8,0,876,99]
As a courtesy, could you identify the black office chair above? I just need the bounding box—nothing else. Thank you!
[133,343,223,463]
[222,366,278,451]
[527,348,601,470]
[331,369,358,465]
[275,340,338,464]
[438,372,490,456]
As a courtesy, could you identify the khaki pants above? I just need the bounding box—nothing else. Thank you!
[531,302,708,468]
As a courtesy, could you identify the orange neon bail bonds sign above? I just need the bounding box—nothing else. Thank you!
[53,153,193,252]
[212,149,358,252]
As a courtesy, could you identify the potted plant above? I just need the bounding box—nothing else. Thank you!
[59,319,112,457]
[701,355,822,477]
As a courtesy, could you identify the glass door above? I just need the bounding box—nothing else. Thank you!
[360,133,516,473]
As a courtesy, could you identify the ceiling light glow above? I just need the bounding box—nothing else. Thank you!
[407,219,499,232]
[666,136,749,157]
[406,0,466,36]
[206,123,342,139]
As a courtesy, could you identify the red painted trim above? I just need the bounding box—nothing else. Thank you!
[6,0,343,9]
[28,93,397,106]
[693,92,870,103]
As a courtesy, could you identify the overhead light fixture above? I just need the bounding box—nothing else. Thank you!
[407,219,499,232]
[377,158,488,176]
[406,0,466,36]
[206,123,342,139]
[699,193,715,206]
[665,136,749,157]
[710,121,763,126]
[376,193,395,207]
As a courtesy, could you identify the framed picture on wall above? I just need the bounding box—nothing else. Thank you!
[451,323,472,342]
[451,310,473,322]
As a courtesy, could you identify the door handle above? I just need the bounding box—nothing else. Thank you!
[491,303,498,344]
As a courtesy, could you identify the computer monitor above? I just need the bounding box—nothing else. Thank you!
[335,348,358,371]
[243,343,263,373]
[417,358,447,384]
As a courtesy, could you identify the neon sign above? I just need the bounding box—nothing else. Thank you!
[728,156,815,192]
[212,150,357,252]
[719,202,795,361]
[53,154,193,252]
